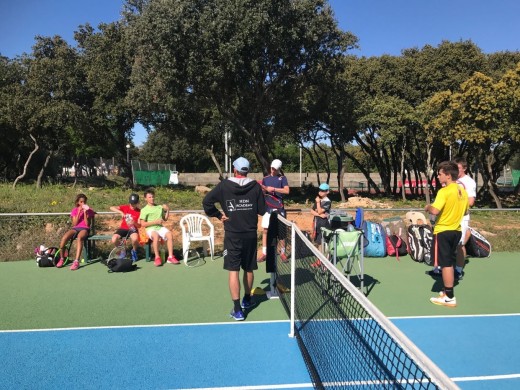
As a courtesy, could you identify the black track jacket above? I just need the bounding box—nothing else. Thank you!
[203,177,265,238]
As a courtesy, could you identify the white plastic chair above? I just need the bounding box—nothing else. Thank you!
[179,213,215,265]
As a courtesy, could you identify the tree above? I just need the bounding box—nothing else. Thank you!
[127,0,356,174]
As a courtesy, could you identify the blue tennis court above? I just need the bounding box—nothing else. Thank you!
[1,315,519,389]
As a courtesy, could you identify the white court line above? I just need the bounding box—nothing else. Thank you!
[0,319,290,333]
[3,313,520,333]
[179,384,313,390]
[453,373,520,382]
[389,313,520,320]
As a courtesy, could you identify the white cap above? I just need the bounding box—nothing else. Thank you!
[271,159,282,170]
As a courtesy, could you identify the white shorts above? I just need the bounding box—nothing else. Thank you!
[146,227,170,240]
[460,215,470,244]
[261,212,271,229]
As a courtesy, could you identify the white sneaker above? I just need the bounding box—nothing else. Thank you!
[430,293,456,307]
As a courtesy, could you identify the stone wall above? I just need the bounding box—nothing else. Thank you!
[176,172,485,189]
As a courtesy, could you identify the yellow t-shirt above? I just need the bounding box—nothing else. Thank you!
[431,182,469,234]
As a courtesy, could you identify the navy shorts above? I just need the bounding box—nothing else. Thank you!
[114,228,136,238]
[223,235,258,272]
[432,230,462,268]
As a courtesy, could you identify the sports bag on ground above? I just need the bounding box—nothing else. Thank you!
[407,225,433,265]
[107,258,136,273]
[35,246,59,267]
[465,227,491,258]
[382,222,408,260]
[362,221,387,257]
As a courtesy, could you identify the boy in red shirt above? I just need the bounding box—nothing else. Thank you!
[110,193,141,262]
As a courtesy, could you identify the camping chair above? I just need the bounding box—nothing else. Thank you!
[321,226,365,292]
[179,213,215,266]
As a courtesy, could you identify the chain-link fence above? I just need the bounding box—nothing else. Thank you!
[0,213,122,261]
[0,212,225,262]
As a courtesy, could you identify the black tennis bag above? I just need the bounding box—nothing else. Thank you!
[407,225,433,265]
[107,258,136,273]
[465,227,491,258]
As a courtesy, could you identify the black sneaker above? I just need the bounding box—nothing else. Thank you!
[455,270,464,281]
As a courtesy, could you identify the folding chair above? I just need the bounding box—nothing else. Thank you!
[179,213,215,266]
[321,227,365,292]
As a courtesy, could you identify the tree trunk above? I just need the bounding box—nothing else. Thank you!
[400,138,407,202]
[424,143,433,205]
[13,133,39,189]
[484,153,502,208]
[206,146,225,180]
[338,163,347,202]
[36,152,52,188]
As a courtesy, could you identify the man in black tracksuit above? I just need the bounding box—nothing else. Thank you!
[203,157,265,321]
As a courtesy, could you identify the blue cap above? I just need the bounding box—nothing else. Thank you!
[233,157,250,174]
[319,183,330,191]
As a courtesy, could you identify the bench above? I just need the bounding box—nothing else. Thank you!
[86,233,158,262]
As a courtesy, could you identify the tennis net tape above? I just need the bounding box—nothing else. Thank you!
[273,214,458,390]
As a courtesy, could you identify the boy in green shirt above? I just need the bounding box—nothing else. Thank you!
[139,188,179,266]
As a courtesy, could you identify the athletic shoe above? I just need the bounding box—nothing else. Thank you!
[56,258,64,268]
[70,260,80,271]
[241,297,256,310]
[131,249,138,262]
[280,252,288,263]
[154,257,162,267]
[430,293,457,307]
[310,259,321,268]
[167,255,180,265]
[230,309,245,321]
[455,270,464,281]
[257,254,266,263]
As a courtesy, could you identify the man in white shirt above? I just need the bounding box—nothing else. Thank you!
[454,157,476,280]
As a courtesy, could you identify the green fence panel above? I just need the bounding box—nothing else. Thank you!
[512,170,520,186]
[134,170,170,186]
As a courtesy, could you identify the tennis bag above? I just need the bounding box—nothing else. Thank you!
[107,258,136,273]
[382,222,408,260]
[362,221,387,257]
[35,246,59,267]
[465,227,491,258]
[407,224,433,265]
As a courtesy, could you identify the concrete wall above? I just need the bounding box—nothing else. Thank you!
[177,172,383,188]
[177,172,485,189]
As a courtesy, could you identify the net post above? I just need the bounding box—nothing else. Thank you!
[289,220,295,338]
[266,273,279,299]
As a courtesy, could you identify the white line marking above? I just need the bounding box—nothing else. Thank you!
[389,313,520,320]
[0,320,290,333]
[453,373,520,382]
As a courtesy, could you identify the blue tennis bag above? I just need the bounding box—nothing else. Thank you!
[362,221,387,257]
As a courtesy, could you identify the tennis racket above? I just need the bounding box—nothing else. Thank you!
[183,248,205,267]
[54,239,73,266]
[107,232,130,261]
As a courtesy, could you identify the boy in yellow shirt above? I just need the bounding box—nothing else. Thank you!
[424,161,469,307]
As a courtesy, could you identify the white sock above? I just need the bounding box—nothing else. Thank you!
[262,247,267,255]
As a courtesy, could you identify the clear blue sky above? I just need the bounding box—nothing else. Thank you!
[2,0,520,145]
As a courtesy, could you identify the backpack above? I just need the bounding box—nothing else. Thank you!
[106,258,136,273]
[35,246,59,267]
[382,221,408,260]
[407,225,433,265]
[465,227,491,258]
[362,221,387,257]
